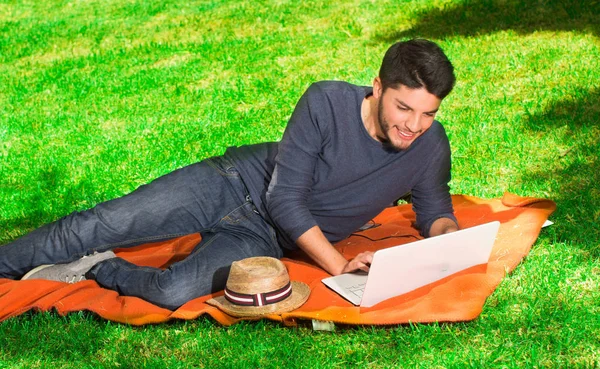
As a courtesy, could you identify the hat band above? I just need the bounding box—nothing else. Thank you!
[224,282,292,307]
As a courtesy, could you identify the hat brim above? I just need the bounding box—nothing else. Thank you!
[206,281,311,317]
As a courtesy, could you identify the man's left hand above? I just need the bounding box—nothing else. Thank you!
[429,217,459,237]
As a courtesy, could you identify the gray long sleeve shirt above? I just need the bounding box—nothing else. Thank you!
[225,81,456,250]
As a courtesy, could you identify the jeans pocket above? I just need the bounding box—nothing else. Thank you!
[216,203,279,254]
[207,156,241,178]
[219,202,254,226]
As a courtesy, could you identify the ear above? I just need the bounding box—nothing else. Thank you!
[372,77,383,99]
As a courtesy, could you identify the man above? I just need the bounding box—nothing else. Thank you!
[0,39,458,310]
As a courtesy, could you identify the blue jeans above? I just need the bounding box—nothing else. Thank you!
[0,156,283,310]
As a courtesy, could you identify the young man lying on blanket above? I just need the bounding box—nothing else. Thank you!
[0,39,459,310]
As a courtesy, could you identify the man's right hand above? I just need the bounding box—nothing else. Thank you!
[341,251,374,274]
[296,226,374,276]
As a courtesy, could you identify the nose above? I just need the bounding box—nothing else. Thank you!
[406,112,421,133]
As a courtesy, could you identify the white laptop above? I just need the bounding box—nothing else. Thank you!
[322,221,501,307]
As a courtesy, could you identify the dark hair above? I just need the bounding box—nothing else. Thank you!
[379,39,455,99]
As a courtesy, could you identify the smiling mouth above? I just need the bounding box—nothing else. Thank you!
[397,129,416,140]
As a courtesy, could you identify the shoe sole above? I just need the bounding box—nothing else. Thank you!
[21,264,55,280]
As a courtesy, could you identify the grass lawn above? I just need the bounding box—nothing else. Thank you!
[1,0,599,368]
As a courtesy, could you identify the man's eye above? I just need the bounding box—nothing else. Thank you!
[397,106,408,111]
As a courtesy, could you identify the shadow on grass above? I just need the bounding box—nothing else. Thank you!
[0,165,79,245]
[377,0,600,41]
[0,311,111,361]
[520,87,599,255]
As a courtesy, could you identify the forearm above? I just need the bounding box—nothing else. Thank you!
[295,226,348,275]
[428,217,459,237]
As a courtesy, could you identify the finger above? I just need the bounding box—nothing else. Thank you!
[355,252,373,266]
[342,260,368,274]
[351,260,370,273]
[361,252,374,264]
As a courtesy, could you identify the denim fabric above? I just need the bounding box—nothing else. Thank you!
[0,157,282,310]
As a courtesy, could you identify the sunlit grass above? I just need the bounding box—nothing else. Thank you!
[1,0,599,368]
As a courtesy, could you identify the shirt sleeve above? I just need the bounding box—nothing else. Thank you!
[410,128,457,237]
[265,83,329,242]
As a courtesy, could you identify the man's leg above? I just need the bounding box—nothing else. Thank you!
[0,156,248,279]
[89,201,281,310]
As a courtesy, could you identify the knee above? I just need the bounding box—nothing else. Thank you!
[145,275,211,310]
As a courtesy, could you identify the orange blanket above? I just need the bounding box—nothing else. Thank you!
[0,193,555,326]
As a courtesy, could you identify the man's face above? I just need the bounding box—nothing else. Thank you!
[374,82,442,152]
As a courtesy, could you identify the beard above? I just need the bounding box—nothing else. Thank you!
[376,98,404,153]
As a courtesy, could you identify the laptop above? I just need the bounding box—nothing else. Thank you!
[322,221,501,307]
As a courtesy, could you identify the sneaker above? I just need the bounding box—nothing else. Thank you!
[21,251,116,283]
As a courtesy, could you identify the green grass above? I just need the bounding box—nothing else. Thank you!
[1,0,599,368]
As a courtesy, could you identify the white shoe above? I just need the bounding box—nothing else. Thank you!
[21,251,116,283]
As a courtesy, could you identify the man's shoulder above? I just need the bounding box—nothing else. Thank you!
[305,80,369,98]
[431,119,447,133]
[410,120,451,155]
[424,120,449,141]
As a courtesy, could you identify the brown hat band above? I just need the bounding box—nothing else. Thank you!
[224,282,292,307]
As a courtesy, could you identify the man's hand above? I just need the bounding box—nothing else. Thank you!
[296,226,372,276]
[429,217,459,237]
[340,251,374,274]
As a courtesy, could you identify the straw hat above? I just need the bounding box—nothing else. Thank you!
[207,257,310,317]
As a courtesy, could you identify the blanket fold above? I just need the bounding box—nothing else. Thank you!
[0,193,555,326]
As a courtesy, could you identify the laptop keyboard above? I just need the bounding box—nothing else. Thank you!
[345,282,367,299]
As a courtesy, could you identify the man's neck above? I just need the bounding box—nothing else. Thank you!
[361,95,381,141]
